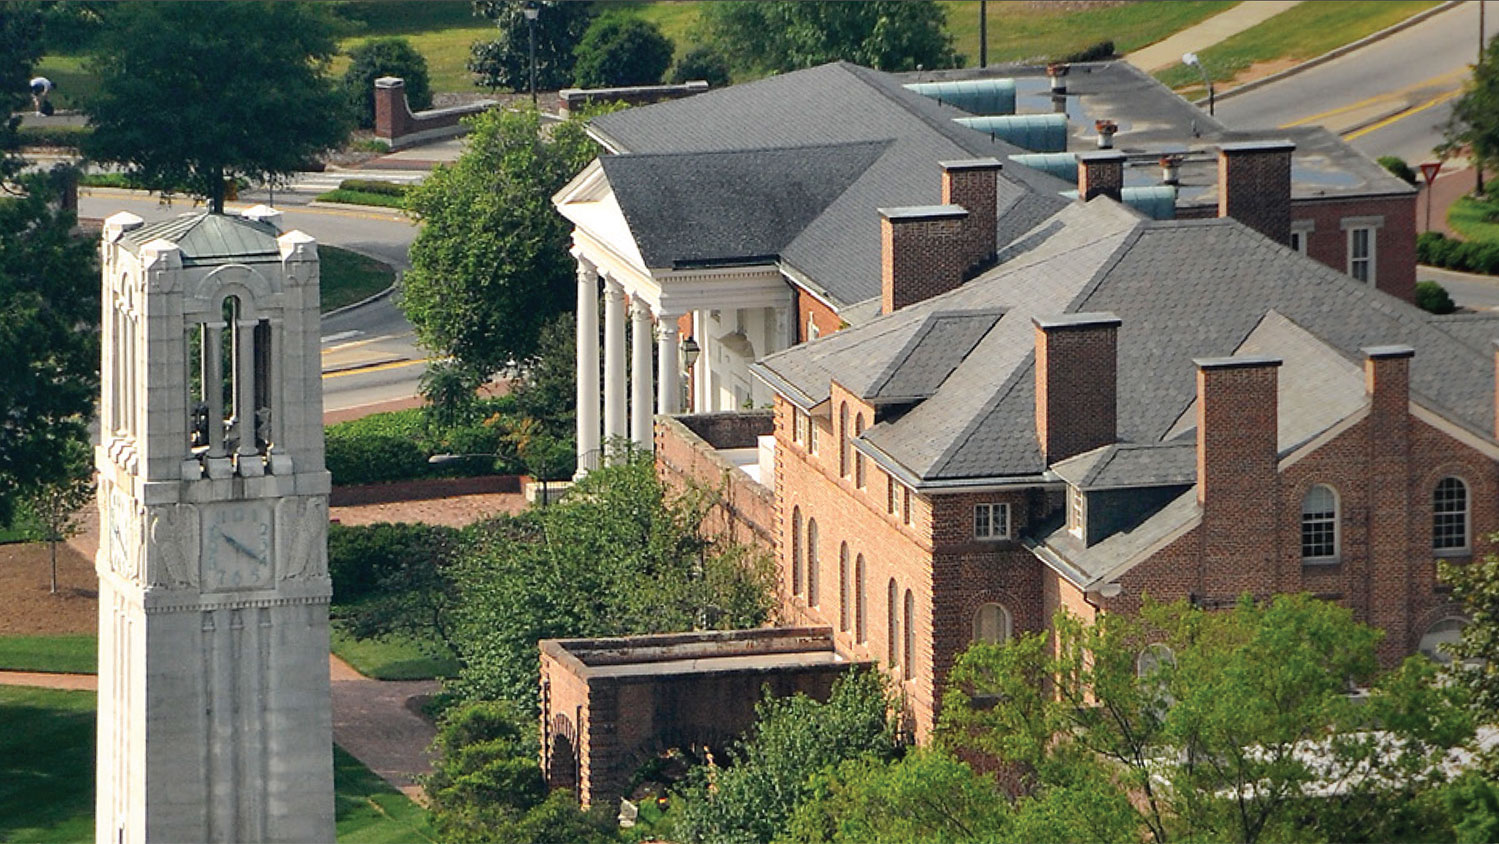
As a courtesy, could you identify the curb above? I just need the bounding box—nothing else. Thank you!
[1202,1,1464,105]
[321,355,412,375]
[322,277,400,319]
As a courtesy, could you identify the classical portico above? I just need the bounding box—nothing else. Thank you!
[558,161,795,474]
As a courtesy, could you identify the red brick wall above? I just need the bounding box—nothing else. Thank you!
[796,288,843,343]
[1292,195,1417,304]
[1197,361,1281,598]
[1034,319,1118,464]
[881,212,969,315]
[942,163,999,274]
[1219,146,1292,246]
[654,416,776,553]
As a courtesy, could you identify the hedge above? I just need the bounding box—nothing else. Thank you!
[16,124,89,149]
[1417,231,1499,276]
[337,178,409,197]
[1415,280,1456,315]
[328,521,458,606]
[323,399,527,486]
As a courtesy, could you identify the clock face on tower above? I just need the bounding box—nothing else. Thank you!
[201,502,273,591]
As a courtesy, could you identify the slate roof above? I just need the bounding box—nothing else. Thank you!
[1032,489,1202,587]
[589,61,1071,309]
[1051,443,1197,491]
[755,201,1499,489]
[120,212,281,266]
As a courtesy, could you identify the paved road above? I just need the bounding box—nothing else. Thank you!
[1217,2,1496,163]
[79,189,429,414]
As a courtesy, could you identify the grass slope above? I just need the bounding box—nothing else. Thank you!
[941,0,1235,66]
[1449,195,1499,245]
[1155,1,1441,90]
[0,687,435,842]
[321,245,396,313]
[0,634,97,674]
[331,626,459,682]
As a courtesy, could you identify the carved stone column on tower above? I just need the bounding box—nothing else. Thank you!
[657,315,681,417]
[602,276,627,455]
[574,255,600,475]
[630,299,654,448]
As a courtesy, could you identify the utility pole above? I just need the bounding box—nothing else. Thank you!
[1481,1,1488,194]
[979,1,987,68]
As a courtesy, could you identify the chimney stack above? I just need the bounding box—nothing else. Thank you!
[1160,154,1182,186]
[1095,119,1118,149]
[880,205,968,315]
[1077,150,1125,202]
[1033,313,1121,465]
[1217,140,1294,246]
[1047,62,1070,95]
[941,158,1002,276]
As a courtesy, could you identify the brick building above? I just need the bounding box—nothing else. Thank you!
[747,169,1491,738]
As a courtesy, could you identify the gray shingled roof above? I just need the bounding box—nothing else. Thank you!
[120,212,281,266]
[599,141,887,269]
[868,310,1004,401]
[1051,442,1197,491]
[590,61,1071,309]
[1033,489,1201,587]
[758,201,1499,488]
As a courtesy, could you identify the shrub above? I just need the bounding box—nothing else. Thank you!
[670,45,731,87]
[343,37,432,129]
[1420,231,1499,276]
[1416,280,1457,314]
[323,399,525,486]
[337,178,408,197]
[1060,40,1115,63]
[572,14,674,89]
[16,124,90,149]
[1378,155,1419,186]
[328,521,458,606]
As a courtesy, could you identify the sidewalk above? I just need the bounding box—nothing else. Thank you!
[1126,2,1304,72]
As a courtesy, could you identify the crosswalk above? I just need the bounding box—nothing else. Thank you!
[278,167,429,195]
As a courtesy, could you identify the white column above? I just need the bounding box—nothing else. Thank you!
[773,305,792,354]
[602,275,627,452]
[205,322,226,458]
[657,314,681,416]
[235,319,258,459]
[692,310,710,413]
[574,257,600,475]
[630,299,654,448]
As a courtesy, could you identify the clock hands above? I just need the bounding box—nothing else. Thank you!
[216,529,267,564]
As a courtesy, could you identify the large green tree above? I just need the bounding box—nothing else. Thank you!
[700,2,961,77]
[81,1,350,213]
[571,13,674,89]
[468,0,594,93]
[401,105,601,378]
[1443,35,1499,192]
[939,595,1476,844]
[342,36,431,130]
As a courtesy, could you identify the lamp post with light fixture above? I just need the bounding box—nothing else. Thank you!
[1182,52,1214,116]
[681,335,701,412]
[523,1,539,107]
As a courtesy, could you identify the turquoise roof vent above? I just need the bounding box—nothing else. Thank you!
[1008,152,1077,183]
[954,114,1068,153]
[903,79,1016,116]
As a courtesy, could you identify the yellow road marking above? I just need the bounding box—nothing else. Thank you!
[1278,67,1469,129]
[321,333,411,355]
[80,187,408,223]
[322,358,426,379]
[1342,88,1462,141]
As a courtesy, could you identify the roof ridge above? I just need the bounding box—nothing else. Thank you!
[601,137,894,163]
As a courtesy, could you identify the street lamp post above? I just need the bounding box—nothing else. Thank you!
[523,1,539,108]
[680,335,701,412]
[1182,52,1214,116]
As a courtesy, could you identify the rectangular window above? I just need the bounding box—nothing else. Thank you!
[1068,487,1085,538]
[974,503,1010,540]
[1349,227,1372,282]
[1289,230,1303,254]
[886,474,897,515]
[793,409,808,446]
[902,486,912,526]
[808,416,820,455]
[1290,221,1313,255]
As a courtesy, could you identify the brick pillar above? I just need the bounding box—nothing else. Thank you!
[1217,140,1294,246]
[880,205,968,315]
[1077,150,1125,202]
[373,76,411,143]
[941,158,1001,275]
[1363,345,1414,665]
[1195,355,1281,600]
[1033,313,1121,465]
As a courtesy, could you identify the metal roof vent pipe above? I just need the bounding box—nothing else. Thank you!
[1047,62,1069,95]
[1095,119,1118,149]
[1160,154,1182,186]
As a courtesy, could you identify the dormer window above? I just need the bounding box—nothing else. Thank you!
[1068,486,1085,538]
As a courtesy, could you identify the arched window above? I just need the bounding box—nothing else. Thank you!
[1419,617,1468,663]
[838,543,850,632]
[887,578,900,674]
[972,603,1011,644]
[855,554,867,643]
[1434,477,1470,551]
[807,518,820,607]
[854,414,866,489]
[1300,485,1338,561]
[1136,643,1176,678]
[839,402,850,478]
[791,507,803,597]
[903,589,916,680]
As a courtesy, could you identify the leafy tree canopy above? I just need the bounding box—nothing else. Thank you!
[572,13,674,89]
[700,1,961,77]
[343,36,431,130]
[670,45,731,88]
[1443,35,1499,187]
[401,105,601,377]
[468,0,594,92]
[81,1,350,213]
[0,1,42,176]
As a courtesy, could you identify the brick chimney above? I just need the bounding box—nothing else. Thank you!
[880,205,969,314]
[1033,313,1121,465]
[1077,150,1125,202]
[1364,345,1413,663]
[1217,140,1294,246]
[373,76,412,143]
[941,158,1001,276]
[1195,355,1281,600]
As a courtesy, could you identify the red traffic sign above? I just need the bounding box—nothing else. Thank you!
[1420,161,1444,184]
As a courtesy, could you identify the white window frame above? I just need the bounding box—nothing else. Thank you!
[806,312,820,341]
[973,502,1011,541]
[972,603,1012,644]
[1341,215,1384,285]
[1068,486,1085,538]
[808,414,820,455]
[1434,476,1471,554]
[1300,484,1340,564]
[792,408,808,446]
[1290,219,1314,255]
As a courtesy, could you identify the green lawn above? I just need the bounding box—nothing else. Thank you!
[331,626,459,681]
[0,687,435,843]
[0,634,97,674]
[321,245,397,313]
[1155,1,1441,91]
[941,0,1236,66]
[1448,195,1499,245]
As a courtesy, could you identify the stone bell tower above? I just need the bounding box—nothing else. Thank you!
[95,207,333,843]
